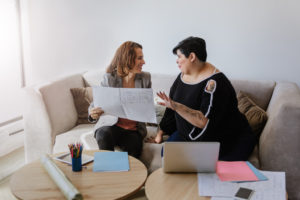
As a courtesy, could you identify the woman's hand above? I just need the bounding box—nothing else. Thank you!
[156,91,175,110]
[158,91,208,129]
[89,107,104,120]
[145,130,164,144]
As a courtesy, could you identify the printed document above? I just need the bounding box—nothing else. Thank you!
[92,86,156,123]
[197,171,286,200]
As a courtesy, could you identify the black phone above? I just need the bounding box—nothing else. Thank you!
[234,187,254,200]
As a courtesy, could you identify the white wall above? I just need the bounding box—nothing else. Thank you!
[0,0,23,123]
[22,0,300,86]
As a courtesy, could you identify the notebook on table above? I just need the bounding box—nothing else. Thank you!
[163,142,220,173]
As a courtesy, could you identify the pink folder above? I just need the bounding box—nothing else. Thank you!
[216,161,259,182]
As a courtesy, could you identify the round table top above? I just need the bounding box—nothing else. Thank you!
[10,150,147,200]
[145,168,210,200]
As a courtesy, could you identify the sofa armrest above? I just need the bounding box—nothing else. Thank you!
[23,73,86,163]
[23,87,53,163]
[259,82,300,200]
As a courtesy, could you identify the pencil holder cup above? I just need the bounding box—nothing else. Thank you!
[72,156,82,172]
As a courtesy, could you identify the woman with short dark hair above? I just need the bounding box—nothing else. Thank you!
[89,41,151,158]
[147,36,255,161]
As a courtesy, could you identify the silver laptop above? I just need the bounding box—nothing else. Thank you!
[163,142,220,173]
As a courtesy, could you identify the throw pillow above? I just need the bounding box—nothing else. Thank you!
[155,104,166,124]
[70,87,93,125]
[237,91,268,139]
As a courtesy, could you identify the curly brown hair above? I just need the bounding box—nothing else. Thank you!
[106,41,143,77]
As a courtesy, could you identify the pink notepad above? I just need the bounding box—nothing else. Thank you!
[216,161,258,182]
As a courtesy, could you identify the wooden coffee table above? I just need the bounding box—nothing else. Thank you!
[10,150,147,200]
[146,168,288,200]
[145,168,210,200]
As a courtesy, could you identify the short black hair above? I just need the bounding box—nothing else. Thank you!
[172,36,207,62]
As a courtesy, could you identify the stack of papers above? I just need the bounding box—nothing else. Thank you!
[93,152,130,172]
[198,161,286,200]
[217,161,268,182]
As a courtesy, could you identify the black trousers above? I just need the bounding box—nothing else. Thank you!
[94,125,143,158]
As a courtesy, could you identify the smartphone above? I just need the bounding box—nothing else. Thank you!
[234,187,254,200]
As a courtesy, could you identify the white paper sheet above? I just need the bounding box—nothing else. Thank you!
[198,173,238,197]
[198,171,286,200]
[211,197,233,200]
[92,86,157,123]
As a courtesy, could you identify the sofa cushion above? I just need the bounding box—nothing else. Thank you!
[53,124,94,154]
[154,101,166,123]
[151,73,177,97]
[147,104,166,127]
[39,74,86,136]
[237,91,268,139]
[231,79,275,110]
[247,145,260,168]
[83,69,107,87]
[80,132,98,150]
[140,143,163,174]
[70,87,93,124]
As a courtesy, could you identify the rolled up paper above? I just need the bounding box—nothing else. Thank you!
[40,154,83,200]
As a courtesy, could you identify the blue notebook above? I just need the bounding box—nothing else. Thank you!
[231,162,268,183]
[93,152,130,172]
[246,161,268,181]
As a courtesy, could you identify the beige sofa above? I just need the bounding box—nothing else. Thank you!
[23,69,300,200]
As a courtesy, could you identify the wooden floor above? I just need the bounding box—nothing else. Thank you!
[0,147,24,200]
[0,176,17,200]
